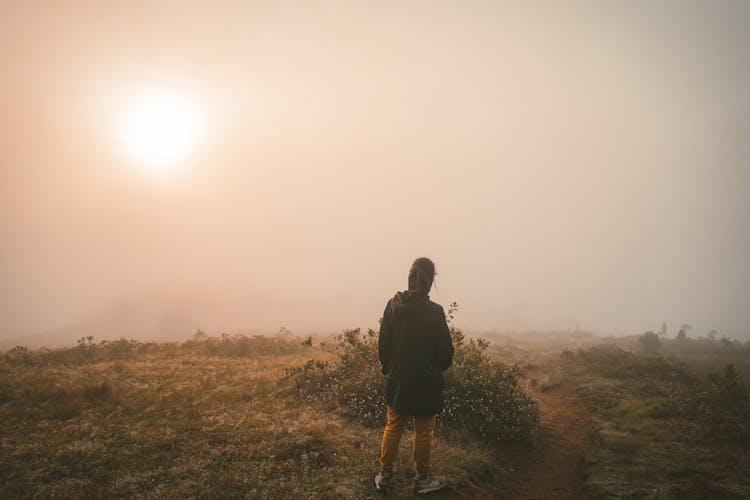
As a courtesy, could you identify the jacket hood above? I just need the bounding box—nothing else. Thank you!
[391,290,429,318]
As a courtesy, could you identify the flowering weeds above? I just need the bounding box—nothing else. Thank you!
[287,328,385,426]
[288,325,540,441]
[443,327,539,441]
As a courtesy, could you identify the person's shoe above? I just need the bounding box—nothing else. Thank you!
[413,473,447,496]
[374,471,392,495]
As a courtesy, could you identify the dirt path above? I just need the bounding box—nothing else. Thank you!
[499,380,593,499]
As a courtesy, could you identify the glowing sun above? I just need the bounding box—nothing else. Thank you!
[119,90,202,174]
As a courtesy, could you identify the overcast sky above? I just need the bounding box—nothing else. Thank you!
[1,1,749,343]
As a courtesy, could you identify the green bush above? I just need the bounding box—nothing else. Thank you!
[288,325,539,442]
[286,328,385,426]
[442,327,539,441]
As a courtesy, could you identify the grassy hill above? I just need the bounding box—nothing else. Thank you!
[2,331,749,498]
[0,334,513,498]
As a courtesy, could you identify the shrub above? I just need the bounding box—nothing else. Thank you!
[442,327,539,441]
[286,328,385,426]
[288,324,539,442]
[639,331,660,354]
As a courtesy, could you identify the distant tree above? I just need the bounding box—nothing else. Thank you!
[659,321,668,340]
[639,331,661,354]
[707,329,718,341]
[676,324,692,342]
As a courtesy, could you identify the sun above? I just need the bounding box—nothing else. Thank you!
[119,89,202,174]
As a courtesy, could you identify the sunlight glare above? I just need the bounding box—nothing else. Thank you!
[119,89,202,174]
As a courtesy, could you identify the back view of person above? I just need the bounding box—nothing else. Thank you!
[374,257,454,496]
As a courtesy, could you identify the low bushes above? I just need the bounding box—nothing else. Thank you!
[1,332,304,367]
[286,328,384,427]
[442,328,539,441]
[288,325,539,442]
[574,346,750,498]
[570,346,750,443]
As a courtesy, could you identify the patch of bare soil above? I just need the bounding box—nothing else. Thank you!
[498,380,593,499]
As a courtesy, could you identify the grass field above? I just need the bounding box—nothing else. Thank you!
[0,336,505,498]
[1,331,749,498]
[567,345,750,499]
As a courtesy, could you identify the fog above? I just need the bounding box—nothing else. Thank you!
[1,1,749,346]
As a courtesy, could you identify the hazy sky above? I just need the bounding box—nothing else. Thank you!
[1,1,749,343]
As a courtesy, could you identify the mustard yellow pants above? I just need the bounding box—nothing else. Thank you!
[379,405,436,475]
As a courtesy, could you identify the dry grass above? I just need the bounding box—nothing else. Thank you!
[6,332,746,498]
[0,343,499,498]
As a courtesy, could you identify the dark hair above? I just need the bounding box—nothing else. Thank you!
[409,257,436,296]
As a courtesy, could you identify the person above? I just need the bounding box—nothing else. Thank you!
[374,257,454,496]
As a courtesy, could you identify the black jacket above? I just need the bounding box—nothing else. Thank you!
[378,291,454,416]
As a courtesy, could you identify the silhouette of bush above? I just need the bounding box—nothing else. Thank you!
[639,331,660,354]
[288,325,539,442]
